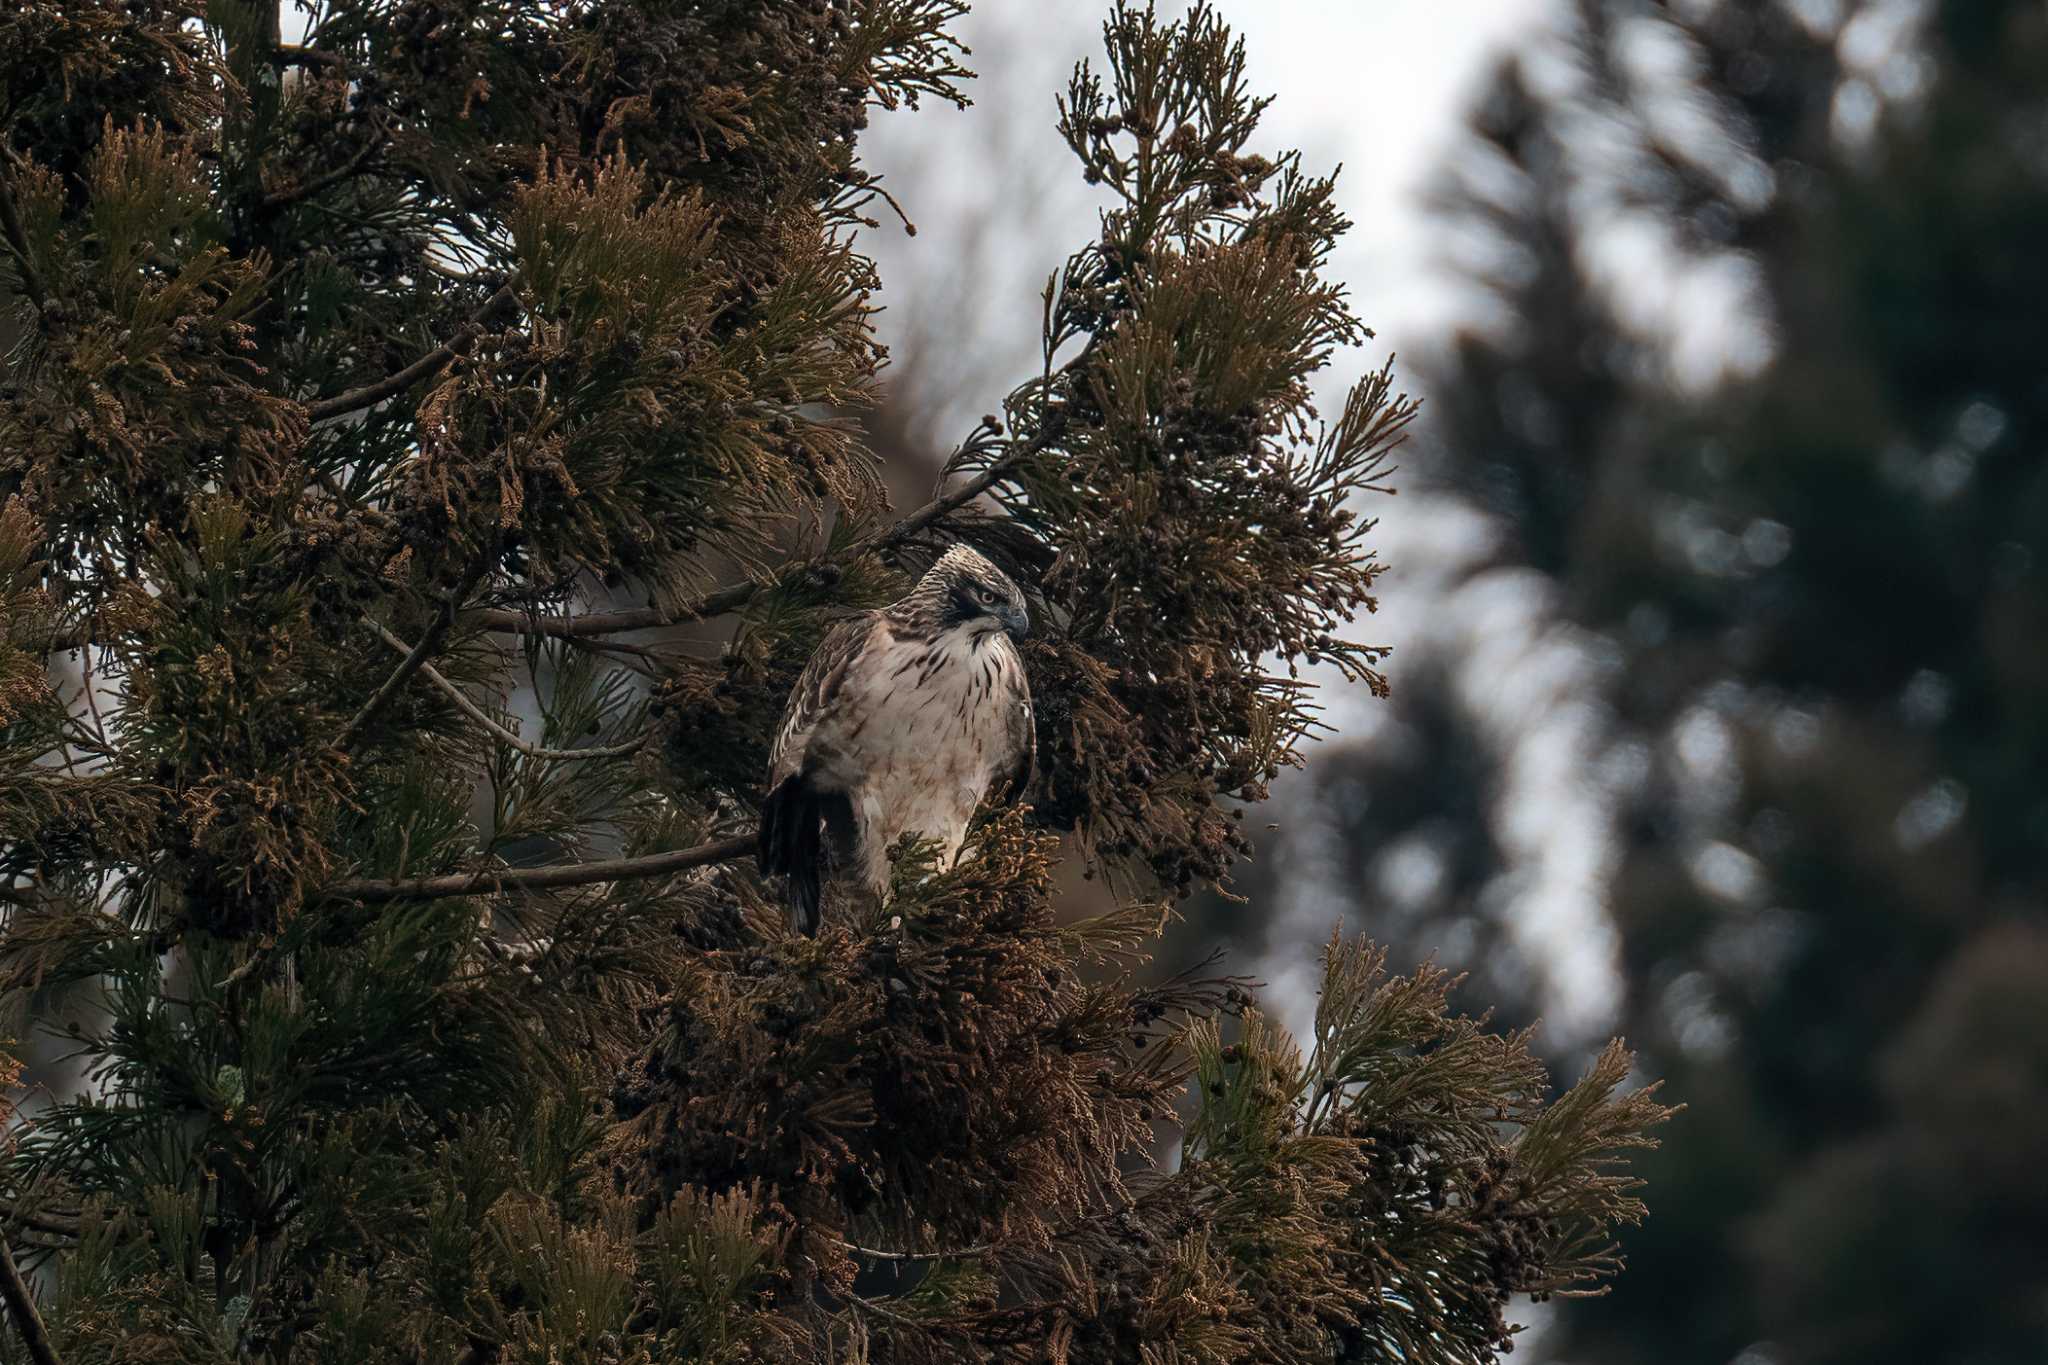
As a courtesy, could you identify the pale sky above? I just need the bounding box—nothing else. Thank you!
[862,1,1549,438]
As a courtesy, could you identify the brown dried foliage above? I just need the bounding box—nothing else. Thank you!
[0,3,1669,1362]
[941,11,1416,899]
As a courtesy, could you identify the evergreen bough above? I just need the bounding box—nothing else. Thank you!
[0,3,1670,1360]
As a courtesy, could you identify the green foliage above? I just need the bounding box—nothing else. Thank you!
[0,2,1667,1361]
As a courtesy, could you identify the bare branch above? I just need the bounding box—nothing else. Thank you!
[0,1202,80,1243]
[367,619,647,762]
[213,952,270,991]
[475,584,755,638]
[272,43,347,71]
[325,832,756,903]
[840,1238,995,1263]
[0,1238,62,1365]
[262,134,384,211]
[305,285,516,424]
[332,559,490,750]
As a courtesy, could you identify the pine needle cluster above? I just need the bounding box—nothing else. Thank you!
[0,3,1669,1361]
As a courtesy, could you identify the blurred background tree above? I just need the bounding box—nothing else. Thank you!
[1204,1,2048,1362]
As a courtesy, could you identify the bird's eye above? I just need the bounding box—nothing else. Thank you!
[977,585,997,605]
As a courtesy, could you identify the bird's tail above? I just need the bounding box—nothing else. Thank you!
[759,775,825,935]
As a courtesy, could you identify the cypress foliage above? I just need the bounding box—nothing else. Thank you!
[0,4,1669,1360]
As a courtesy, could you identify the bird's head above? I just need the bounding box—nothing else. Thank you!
[920,544,1030,641]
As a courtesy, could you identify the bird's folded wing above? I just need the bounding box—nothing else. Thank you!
[767,614,878,785]
[1003,681,1036,802]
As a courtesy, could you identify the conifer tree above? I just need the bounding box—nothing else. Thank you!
[0,4,1670,1361]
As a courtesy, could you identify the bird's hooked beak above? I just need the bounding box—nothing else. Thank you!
[1001,604,1030,640]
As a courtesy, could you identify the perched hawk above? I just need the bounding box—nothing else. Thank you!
[759,545,1036,934]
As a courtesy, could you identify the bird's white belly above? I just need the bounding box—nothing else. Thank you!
[813,634,1011,889]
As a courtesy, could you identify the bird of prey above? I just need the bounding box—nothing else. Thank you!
[759,544,1036,934]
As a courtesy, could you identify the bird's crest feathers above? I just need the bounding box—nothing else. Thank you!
[921,543,1010,592]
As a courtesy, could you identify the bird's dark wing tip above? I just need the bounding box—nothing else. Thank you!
[760,774,826,936]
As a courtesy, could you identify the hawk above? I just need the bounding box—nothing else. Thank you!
[759,544,1036,934]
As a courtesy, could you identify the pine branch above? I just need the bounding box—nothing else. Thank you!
[477,411,1069,638]
[877,416,1066,551]
[325,832,755,903]
[304,285,516,423]
[0,1239,62,1365]
[0,173,48,312]
[366,620,647,762]
[333,559,490,750]
[271,43,346,72]
[262,133,384,211]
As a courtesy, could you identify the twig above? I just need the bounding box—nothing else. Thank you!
[51,683,114,764]
[0,172,49,311]
[866,431,1053,555]
[305,285,516,423]
[0,1201,80,1243]
[272,44,347,71]
[836,1185,1137,1267]
[0,1238,62,1365]
[262,133,384,211]
[214,952,272,991]
[840,1238,995,1263]
[846,1292,932,1330]
[43,620,104,655]
[474,579,756,638]
[860,177,919,237]
[419,256,507,286]
[333,559,490,750]
[367,620,646,762]
[559,633,673,668]
[326,832,755,904]
[77,639,110,755]
[312,470,397,526]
